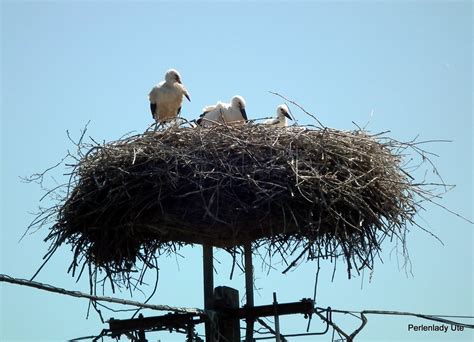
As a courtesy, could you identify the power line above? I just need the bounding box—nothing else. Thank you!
[331,309,474,320]
[0,274,202,314]
[329,308,474,329]
[2,272,473,341]
[255,307,474,342]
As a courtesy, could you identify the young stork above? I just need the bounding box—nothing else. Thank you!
[264,104,292,127]
[148,69,191,123]
[197,95,248,127]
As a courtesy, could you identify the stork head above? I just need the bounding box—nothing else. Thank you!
[165,69,183,84]
[231,95,248,121]
[231,95,246,109]
[277,104,292,120]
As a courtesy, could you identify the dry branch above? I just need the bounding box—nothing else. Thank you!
[27,120,446,288]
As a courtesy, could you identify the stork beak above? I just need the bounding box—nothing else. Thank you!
[283,111,292,120]
[185,93,191,102]
[240,108,248,121]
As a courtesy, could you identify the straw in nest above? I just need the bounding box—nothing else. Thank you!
[28,119,444,287]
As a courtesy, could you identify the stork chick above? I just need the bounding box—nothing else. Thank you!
[149,69,191,123]
[264,104,292,127]
[197,95,248,127]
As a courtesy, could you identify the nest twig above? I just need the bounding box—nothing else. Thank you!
[27,118,449,288]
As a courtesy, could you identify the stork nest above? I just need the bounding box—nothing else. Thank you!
[32,122,443,285]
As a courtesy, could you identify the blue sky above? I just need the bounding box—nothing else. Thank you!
[1,1,472,341]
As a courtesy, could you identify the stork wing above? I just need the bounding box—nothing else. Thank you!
[150,103,157,118]
[202,104,217,114]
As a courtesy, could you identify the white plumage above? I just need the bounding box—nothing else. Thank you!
[149,69,191,123]
[263,104,292,127]
[197,95,248,127]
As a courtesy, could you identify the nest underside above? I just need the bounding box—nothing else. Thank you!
[44,124,418,280]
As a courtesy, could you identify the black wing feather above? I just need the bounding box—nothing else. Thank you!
[150,103,157,118]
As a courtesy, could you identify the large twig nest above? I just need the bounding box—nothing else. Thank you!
[37,122,440,282]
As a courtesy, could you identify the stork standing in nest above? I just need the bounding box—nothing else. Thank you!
[264,104,292,127]
[197,95,248,127]
[148,69,191,124]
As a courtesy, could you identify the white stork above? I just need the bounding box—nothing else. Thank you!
[263,104,292,127]
[149,69,191,123]
[197,95,248,127]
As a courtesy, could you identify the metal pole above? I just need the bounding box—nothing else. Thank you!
[244,242,254,342]
[203,244,214,342]
[273,292,281,342]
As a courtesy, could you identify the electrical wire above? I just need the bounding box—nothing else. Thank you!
[0,274,202,314]
[2,272,473,341]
